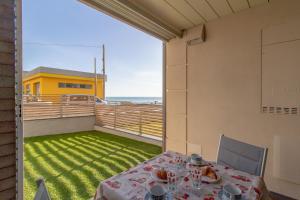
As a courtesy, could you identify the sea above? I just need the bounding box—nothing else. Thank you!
[106,97,162,104]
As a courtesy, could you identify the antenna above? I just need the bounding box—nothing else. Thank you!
[94,58,97,97]
[102,44,106,99]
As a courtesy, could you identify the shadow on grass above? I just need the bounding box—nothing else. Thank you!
[24,131,162,200]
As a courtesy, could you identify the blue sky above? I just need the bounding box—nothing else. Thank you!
[23,0,163,97]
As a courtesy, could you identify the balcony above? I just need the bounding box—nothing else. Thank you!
[24,131,162,200]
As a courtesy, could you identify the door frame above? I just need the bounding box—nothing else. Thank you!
[15,0,23,199]
[14,1,166,198]
[162,43,166,151]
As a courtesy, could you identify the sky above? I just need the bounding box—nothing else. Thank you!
[23,0,163,97]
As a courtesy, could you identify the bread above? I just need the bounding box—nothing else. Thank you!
[202,166,217,180]
[206,170,217,180]
[201,166,208,175]
[156,169,167,180]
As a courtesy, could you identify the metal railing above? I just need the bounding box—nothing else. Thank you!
[95,104,163,138]
[23,95,95,120]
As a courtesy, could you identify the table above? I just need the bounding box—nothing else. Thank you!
[93,151,269,200]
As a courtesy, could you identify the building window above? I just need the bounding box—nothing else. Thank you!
[58,82,92,89]
[66,83,76,88]
[25,84,30,94]
[58,83,66,88]
[33,82,40,96]
[80,84,92,89]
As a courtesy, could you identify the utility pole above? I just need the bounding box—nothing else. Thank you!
[102,44,106,100]
[94,57,97,98]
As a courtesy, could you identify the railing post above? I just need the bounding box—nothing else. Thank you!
[114,105,117,129]
[139,108,142,135]
[60,96,63,118]
[94,96,96,116]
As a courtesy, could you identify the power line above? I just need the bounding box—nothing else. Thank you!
[24,42,101,49]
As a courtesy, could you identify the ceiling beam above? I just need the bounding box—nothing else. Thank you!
[79,0,183,41]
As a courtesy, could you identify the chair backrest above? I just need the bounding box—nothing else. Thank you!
[217,135,267,177]
[34,178,51,200]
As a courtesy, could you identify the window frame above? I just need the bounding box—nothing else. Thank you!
[58,82,92,89]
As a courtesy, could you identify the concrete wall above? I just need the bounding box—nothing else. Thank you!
[24,116,96,137]
[166,0,300,198]
[94,126,162,146]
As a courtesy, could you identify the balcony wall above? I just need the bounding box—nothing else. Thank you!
[24,116,96,137]
[166,0,300,198]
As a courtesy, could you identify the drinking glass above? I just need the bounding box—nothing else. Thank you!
[167,169,178,194]
[174,155,185,170]
[191,167,202,189]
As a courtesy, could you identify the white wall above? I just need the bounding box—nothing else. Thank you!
[24,116,95,137]
[166,0,300,198]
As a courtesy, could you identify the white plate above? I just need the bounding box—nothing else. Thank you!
[218,190,244,200]
[202,173,221,183]
[187,157,204,166]
[144,192,172,200]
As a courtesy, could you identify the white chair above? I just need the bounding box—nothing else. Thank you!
[34,178,51,200]
[217,135,268,177]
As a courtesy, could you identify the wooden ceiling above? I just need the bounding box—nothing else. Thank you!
[80,0,269,41]
[128,0,268,31]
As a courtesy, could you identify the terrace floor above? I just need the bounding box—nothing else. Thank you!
[24,131,162,200]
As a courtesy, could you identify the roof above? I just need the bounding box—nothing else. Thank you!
[23,66,105,79]
[80,0,268,41]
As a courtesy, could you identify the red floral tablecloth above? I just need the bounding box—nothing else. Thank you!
[93,151,270,200]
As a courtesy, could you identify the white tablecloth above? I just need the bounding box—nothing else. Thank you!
[94,151,269,200]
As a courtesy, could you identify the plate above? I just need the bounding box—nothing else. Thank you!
[187,157,205,166]
[218,191,244,200]
[202,174,221,183]
[144,192,173,200]
[151,169,168,183]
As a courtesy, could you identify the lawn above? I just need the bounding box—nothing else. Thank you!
[24,131,162,200]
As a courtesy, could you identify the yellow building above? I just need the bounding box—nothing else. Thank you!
[23,66,105,99]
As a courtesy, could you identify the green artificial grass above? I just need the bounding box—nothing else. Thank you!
[24,131,162,200]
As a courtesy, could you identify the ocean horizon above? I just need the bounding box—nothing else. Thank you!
[106,96,162,104]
